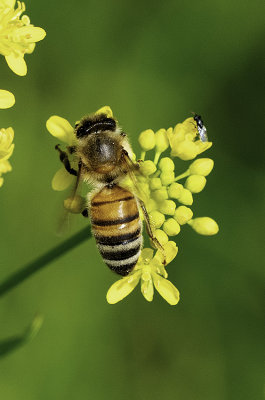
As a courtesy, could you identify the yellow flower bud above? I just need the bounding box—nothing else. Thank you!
[185,175,206,193]
[174,206,193,225]
[178,189,193,205]
[139,160,157,176]
[188,217,219,235]
[149,177,162,190]
[154,229,169,245]
[155,128,169,152]
[189,158,214,176]
[159,200,176,215]
[160,171,175,186]
[149,210,165,228]
[152,187,168,202]
[138,182,150,197]
[163,218,180,236]
[138,129,156,151]
[168,182,183,199]
[145,198,157,213]
[158,157,175,172]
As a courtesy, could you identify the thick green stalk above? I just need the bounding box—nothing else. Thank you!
[0,226,91,298]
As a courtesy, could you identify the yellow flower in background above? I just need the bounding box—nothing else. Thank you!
[107,243,179,305]
[0,126,14,187]
[47,106,219,305]
[0,0,46,76]
[0,126,14,159]
[0,89,15,108]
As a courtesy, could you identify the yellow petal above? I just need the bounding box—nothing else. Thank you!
[51,167,74,191]
[0,90,15,109]
[106,273,140,304]
[46,116,75,144]
[0,143,14,160]
[0,160,12,173]
[138,248,154,264]
[2,0,16,7]
[171,140,198,160]
[141,279,154,302]
[95,106,113,118]
[5,54,27,76]
[25,42,35,54]
[153,274,180,305]
[18,26,46,42]
[64,195,86,214]
[0,177,3,187]
[155,241,178,265]
[195,141,212,155]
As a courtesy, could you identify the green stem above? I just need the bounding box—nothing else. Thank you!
[140,151,146,161]
[0,226,91,299]
[174,169,190,181]
[153,152,161,165]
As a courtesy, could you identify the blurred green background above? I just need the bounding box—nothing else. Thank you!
[0,0,264,399]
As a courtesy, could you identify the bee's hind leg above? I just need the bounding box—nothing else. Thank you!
[138,199,166,265]
[55,144,77,176]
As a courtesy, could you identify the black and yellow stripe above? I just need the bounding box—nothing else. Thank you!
[91,185,142,276]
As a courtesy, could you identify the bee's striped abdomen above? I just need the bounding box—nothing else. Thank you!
[90,185,142,276]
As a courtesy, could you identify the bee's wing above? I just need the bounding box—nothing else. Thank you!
[120,151,164,254]
[120,151,148,202]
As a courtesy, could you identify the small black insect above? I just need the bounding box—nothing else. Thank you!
[193,114,208,142]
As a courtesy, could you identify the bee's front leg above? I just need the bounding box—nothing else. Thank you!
[55,144,77,176]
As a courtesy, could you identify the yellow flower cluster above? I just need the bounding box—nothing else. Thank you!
[47,106,219,306]
[0,126,14,187]
[107,243,179,305]
[0,89,15,187]
[0,0,46,75]
[0,1,46,187]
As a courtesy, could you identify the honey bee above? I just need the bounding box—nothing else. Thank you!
[55,112,162,276]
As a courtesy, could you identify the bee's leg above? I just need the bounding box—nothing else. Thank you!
[121,149,140,172]
[67,145,76,154]
[81,208,89,218]
[138,199,166,265]
[55,144,77,176]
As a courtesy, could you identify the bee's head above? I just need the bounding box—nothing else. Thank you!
[75,114,116,138]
